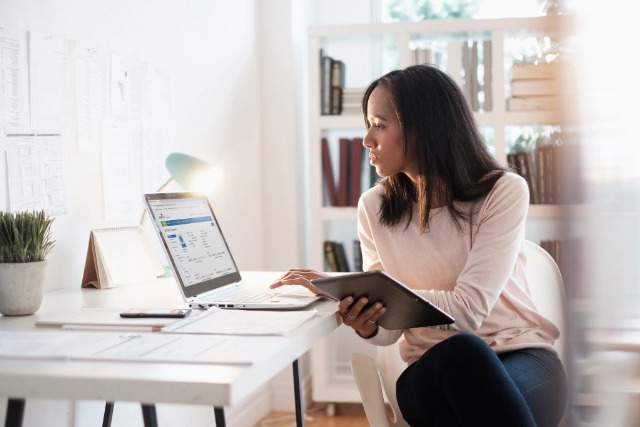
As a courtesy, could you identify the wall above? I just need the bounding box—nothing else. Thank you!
[0,0,265,296]
[0,1,284,426]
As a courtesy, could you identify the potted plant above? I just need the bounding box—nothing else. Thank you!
[0,210,55,316]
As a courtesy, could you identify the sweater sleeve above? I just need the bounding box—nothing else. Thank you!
[421,174,529,331]
[356,190,403,346]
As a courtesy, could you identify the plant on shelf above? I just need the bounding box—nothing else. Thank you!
[0,210,55,316]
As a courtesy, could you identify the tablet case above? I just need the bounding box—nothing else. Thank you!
[311,270,454,329]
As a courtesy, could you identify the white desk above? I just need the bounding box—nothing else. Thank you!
[0,272,340,427]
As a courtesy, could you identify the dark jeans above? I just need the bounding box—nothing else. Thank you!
[396,333,567,427]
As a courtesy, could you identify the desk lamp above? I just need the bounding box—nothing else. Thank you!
[139,152,222,226]
[164,152,223,193]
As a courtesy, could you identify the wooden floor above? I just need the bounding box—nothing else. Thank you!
[255,403,370,427]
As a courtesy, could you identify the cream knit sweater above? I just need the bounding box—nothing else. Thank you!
[357,172,559,365]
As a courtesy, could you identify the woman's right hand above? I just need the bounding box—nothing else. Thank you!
[269,268,334,298]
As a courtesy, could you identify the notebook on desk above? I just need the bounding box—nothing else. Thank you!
[143,192,322,310]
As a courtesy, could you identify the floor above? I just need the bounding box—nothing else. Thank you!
[255,403,370,427]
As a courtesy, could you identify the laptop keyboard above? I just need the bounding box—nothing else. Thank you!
[216,289,274,303]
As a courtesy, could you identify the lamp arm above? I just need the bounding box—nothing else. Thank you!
[139,177,175,227]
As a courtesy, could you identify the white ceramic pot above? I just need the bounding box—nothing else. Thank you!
[0,261,47,316]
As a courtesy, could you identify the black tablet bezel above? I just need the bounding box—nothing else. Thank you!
[311,270,454,329]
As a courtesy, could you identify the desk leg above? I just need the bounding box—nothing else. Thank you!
[292,358,304,427]
[141,404,158,427]
[4,399,25,427]
[214,407,226,426]
[102,402,114,427]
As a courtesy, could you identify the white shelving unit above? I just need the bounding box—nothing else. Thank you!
[307,15,577,406]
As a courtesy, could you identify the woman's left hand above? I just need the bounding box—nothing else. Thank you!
[339,295,386,338]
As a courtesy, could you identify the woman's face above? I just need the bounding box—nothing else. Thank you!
[363,85,418,182]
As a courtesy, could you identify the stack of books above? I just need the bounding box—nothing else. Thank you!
[320,50,345,115]
[323,240,363,273]
[341,88,365,115]
[507,143,561,205]
[321,137,368,207]
[507,61,573,111]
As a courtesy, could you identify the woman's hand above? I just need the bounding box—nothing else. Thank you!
[340,296,386,339]
[269,268,334,298]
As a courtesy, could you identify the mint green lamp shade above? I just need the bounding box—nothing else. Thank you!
[164,152,222,192]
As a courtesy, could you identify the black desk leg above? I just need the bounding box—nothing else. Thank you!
[102,402,114,427]
[4,399,25,427]
[141,404,158,427]
[292,358,304,427]
[214,407,226,426]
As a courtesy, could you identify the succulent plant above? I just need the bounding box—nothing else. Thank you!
[0,210,55,263]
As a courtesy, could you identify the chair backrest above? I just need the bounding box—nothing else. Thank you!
[374,240,567,422]
[522,240,567,363]
[376,343,409,426]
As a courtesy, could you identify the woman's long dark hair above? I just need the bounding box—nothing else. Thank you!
[362,65,506,233]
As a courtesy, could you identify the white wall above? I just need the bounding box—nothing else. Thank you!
[0,0,266,295]
[0,1,309,425]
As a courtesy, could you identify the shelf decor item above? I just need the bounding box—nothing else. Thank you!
[0,210,55,316]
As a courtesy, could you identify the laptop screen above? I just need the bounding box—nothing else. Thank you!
[143,192,242,299]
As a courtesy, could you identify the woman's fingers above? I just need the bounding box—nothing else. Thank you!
[268,270,334,298]
[340,297,386,326]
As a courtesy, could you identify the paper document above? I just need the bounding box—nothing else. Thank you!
[34,306,198,331]
[0,331,125,360]
[0,331,289,365]
[163,308,318,335]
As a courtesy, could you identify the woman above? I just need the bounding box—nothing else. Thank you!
[271,65,567,426]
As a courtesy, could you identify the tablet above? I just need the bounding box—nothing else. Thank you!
[311,270,454,330]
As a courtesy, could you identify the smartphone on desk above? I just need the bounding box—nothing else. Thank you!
[119,308,192,318]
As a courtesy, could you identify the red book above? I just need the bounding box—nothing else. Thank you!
[337,138,350,206]
[350,138,364,206]
[321,138,338,206]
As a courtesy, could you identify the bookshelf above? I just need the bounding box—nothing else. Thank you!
[308,14,578,405]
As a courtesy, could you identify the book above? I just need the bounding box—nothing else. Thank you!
[511,79,563,97]
[507,153,519,174]
[507,96,561,111]
[535,144,547,204]
[321,137,338,206]
[324,241,339,272]
[320,51,333,115]
[350,138,364,206]
[337,138,350,206]
[82,226,165,289]
[330,59,345,114]
[352,240,363,272]
[323,240,349,272]
[546,144,560,204]
[342,87,365,114]
[515,151,539,204]
[333,241,350,272]
[511,62,563,80]
[318,54,345,115]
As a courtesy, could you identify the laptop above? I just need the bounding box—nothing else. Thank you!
[143,192,322,310]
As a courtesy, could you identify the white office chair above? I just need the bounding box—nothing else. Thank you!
[350,240,568,427]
